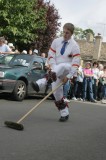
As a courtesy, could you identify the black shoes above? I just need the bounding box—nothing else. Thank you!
[59,115,69,122]
[83,99,97,103]
[31,82,40,92]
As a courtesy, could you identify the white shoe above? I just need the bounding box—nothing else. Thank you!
[64,98,70,103]
[101,99,106,104]
[60,107,69,117]
[72,97,77,100]
[77,98,82,101]
[79,98,83,101]
[77,98,80,101]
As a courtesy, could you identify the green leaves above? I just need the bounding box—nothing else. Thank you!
[0,0,60,52]
[74,27,95,40]
[0,0,39,46]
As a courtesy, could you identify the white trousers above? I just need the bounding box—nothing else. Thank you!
[36,63,71,116]
[36,78,47,91]
[52,63,71,101]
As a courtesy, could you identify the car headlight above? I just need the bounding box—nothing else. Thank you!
[0,71,4,77]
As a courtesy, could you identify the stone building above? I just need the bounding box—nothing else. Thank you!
[76,34,106,65]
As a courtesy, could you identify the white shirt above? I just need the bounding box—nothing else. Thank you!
[48,37,80,79]
[92,68,99,79]
[99,70,104,77]
[0,44,11,52]
[101,71,106,84]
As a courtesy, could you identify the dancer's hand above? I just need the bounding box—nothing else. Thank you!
[62,77,68,84]
[45,64,51,70]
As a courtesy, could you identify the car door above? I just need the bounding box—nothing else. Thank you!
[28,57,46,93]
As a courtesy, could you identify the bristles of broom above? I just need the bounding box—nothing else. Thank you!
[4,121,24,130]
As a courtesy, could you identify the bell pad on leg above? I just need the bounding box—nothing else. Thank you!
[55,99,68,110]
[45,70,57,83]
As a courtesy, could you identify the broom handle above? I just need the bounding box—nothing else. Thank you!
[17,82,63,124]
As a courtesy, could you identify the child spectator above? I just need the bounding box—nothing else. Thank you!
[83,62,96,103]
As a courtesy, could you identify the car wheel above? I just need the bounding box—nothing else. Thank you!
[13,80,27,101]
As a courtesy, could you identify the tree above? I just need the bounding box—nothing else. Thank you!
[0,0,60,53]
[83,29,95,37]
[33,0,61,53]
[0,0,47,51]
[74,27,95,40]
[74,27,84,40]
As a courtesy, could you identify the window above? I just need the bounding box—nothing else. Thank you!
[33,57,44,70]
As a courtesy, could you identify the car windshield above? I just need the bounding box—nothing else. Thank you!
[0,54,14,65]
[0,54,32,67]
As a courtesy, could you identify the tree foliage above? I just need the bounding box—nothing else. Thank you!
[83,29,95,37]
[32,0,61,53]
[74,27,95,40]
[0,0,60,52]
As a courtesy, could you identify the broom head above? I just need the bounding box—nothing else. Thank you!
[4,121,24,130]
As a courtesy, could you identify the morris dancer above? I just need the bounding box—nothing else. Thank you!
[32,23,80,122]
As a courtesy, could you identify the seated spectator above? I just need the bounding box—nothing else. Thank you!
[8,43,15,52]
[83,62,96,103]
[0,37,12,54]
[41,53,46,58]
[15,49,20,53]
[33,49,38,56]
[28,48,33,55]
[22,50,27,54]
[4,40,8,44]
[92,62,99,100]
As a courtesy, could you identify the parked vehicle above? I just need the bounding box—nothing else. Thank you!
[0,54,6,58]
[0,54,47,101]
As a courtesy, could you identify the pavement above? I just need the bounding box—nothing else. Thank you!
[0,95,106,160]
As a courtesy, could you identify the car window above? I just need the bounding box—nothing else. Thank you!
[32,61,43,70]
[33,57,44,70]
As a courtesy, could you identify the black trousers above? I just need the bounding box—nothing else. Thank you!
[97,82,103,100]
[77,82,83,98]
[93,79,98,100]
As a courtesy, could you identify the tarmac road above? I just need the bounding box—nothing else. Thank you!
[0,95,106,160]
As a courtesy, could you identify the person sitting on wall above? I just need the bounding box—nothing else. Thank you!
[0,37,12,54]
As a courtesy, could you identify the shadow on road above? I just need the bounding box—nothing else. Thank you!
[0,93,53,101]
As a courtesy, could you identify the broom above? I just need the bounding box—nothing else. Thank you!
[4,82,63,131]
